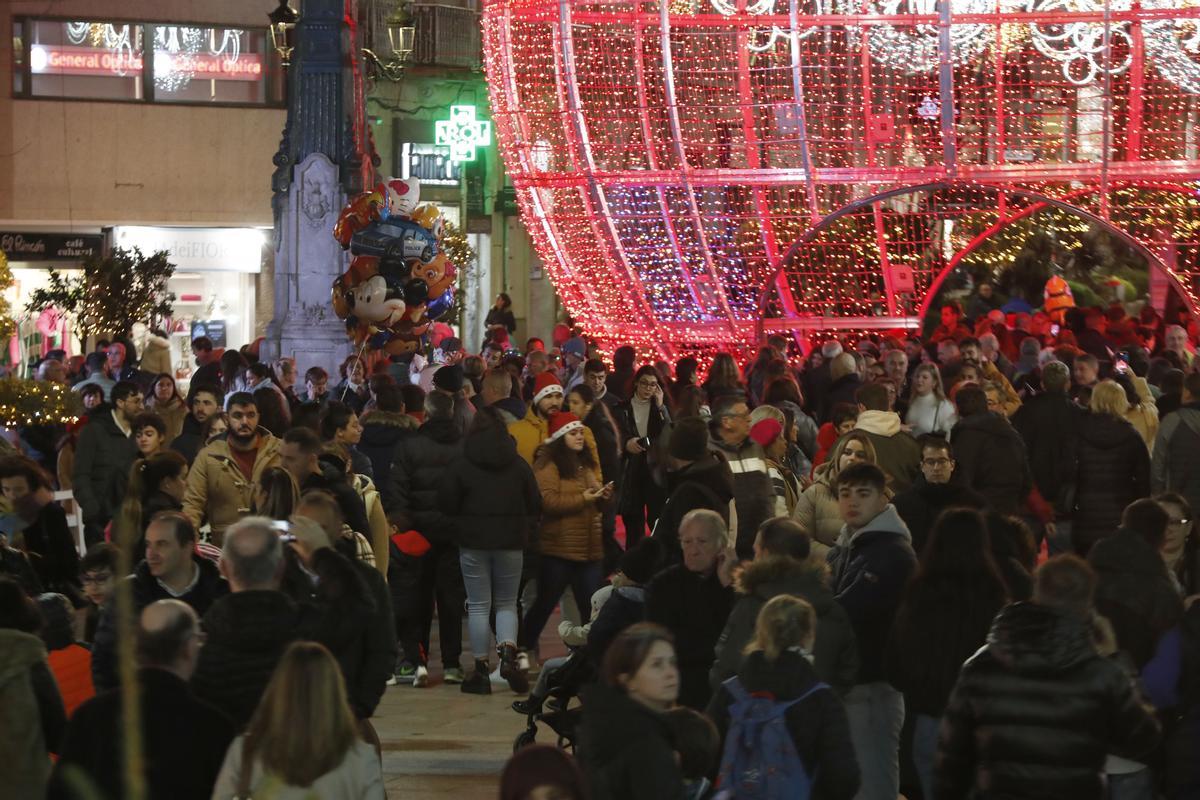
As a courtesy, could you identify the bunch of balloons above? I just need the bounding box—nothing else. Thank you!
[331,176,457,355]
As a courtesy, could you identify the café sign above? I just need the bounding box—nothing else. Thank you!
[0,231,102,261]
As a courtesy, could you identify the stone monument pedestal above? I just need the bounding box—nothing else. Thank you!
[262,153,352,377]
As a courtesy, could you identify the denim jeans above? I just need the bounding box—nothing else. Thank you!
[912,713,940,800]
[459,548,524,658]
[1107,767,1154,800]
[845,682,905,800]
[519,556,603,651]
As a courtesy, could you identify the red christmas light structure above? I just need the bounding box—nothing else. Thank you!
[482,0,1200,358]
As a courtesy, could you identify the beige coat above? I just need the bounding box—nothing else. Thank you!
[1125,376,1160,455]
[182,431,282,544]
[533,451,605,562]
[793,464,843,560]
[146,396,188,445]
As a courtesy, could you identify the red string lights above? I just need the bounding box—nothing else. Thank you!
[482,0,1200,358]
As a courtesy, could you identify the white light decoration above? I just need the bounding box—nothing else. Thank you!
[1025,0,1132,86]
[435,105,493,163]
[866,0,996,74]
[1142,0,1200,94]
[153,26,205,92]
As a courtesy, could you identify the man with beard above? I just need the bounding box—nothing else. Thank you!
[509,372,599,467]
[181,392,282,546]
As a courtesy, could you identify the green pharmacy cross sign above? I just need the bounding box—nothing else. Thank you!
[435,105,493,163]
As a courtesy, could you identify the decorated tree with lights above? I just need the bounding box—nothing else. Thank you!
[441,220,477,330]
[26,247,176,350]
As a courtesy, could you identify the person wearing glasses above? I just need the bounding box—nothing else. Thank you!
[892,436,987,556]
[709,394,787,560]
[614,365,672,549]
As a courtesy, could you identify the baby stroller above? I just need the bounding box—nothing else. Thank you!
[511,647,594,753]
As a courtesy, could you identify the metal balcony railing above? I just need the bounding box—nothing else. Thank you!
[412,4,481,69]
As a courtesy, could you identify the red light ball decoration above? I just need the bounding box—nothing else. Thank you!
[483,0,1200,357]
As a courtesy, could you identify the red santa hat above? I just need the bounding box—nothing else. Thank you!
[545,411,584,444]
[532,372,564,405]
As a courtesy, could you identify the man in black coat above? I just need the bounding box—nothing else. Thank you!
[51,600,235,800]
[936,555,1161,800]
[646,509,735,710]
[170,383,224,466]
[279,427,371,538]
[1011,360,1082,553]
[384,390,466,685]
[191,518,307,728]
[893,436,988,556]
[92,514,228,691]
[950,384,1033,516]
[654,417,735,561]
[72,380,141,544]
[1087,499,1183,669]
[827,463,916,800]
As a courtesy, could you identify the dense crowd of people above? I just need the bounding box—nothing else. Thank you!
[1,291,1199,799]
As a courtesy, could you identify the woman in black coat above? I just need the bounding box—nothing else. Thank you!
[0,456,80,598]
[579,623,685,800]
[885,508,1009,800]
[1072,380,1151,556]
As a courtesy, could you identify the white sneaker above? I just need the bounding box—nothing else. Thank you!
[517,651,532,672]
[412,665,429,688]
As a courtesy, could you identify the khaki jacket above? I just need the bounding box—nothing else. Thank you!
[533,452,605,562]
[182,431,282,543]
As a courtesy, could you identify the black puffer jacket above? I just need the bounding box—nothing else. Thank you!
[950,411,1033,515]
[935,602,1161,800]
[385,417,463,543]
[578,680,685,800]
[646,564,735,710]
[707,650,860,800]
[358,410,417,508]
[1072,412,1150,555]
[438,421,542,551]
[653,454,735,560]
[1011,390,1083,516]
[190,590,307,728]
[92,555,228,691]
[711,556,859,694]
[1088,529,1183,669]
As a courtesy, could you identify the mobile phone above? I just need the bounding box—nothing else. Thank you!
[636,436,651,449]
[1050,323,1060,336]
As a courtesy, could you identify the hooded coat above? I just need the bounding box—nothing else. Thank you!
[935,602,1161,800]
[532,449,605,562]
[438,420,542,551]
[1087,529,1183,669]
[707,650,861,800]
[578,680,686,800]
[854,410,922,492]
[710,556,859,694]
[794,462,846,557]
[653,454,736,559]
[950,411,1033,515]
[645,564,735,710]
[1072,412,1151,554]
[827,505,916,683]
[138,333,173,377]
[385,417,464,544]
[357,410,417,509]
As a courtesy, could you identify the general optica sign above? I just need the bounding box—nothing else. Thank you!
[29,45,263,81]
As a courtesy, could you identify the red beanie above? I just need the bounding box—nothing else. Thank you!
[545,411,583,444]
[532,372,564,405]
[749,417,783,448]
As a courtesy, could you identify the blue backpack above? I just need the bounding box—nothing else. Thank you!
[715,676,828,800]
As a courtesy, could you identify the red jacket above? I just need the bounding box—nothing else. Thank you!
[49,643,95,718]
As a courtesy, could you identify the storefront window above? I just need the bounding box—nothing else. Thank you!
[13,18,282,106]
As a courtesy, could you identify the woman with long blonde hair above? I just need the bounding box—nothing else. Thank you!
[905,363,957,437]
[211,641,384,799]
[794,431,880,557]
[706,595,860,800]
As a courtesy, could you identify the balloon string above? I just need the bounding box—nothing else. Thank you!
[338,337,371,404]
